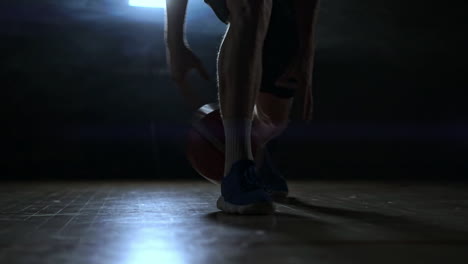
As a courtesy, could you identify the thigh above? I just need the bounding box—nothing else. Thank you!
[260,0,299,97]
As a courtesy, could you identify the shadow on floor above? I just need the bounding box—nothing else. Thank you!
[204,197,468,245]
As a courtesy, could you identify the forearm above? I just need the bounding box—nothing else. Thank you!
[165,0,189,48]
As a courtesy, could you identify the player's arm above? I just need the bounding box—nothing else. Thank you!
[165,0,209,109]
[165,0,188,49]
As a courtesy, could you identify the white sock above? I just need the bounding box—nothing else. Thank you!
[223,118,254,176]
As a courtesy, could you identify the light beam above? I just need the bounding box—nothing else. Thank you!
[129,0,166,8]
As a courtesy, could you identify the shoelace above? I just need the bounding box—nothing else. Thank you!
[241,165,267,192]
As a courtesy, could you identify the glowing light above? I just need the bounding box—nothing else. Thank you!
[120,223,186,264]
[129,0,166,8]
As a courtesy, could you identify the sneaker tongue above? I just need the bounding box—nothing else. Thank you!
[241,165,263,191]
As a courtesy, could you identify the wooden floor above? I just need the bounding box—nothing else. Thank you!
[0,181,467,264]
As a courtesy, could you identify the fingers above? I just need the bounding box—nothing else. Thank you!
[196,64,210,81]
[194,58,210,81]
[178,79,201,110]
[167,53,210,110]
[170,60,210,83]
[169,68,193,105]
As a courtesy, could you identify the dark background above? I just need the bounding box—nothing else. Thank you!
[1,0,467,180]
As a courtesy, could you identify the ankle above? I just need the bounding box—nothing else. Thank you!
[223,118,254,176]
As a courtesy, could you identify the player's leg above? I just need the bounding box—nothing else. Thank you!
[250,0,300,200]
[218,0,272,175]
[254,0,320,143]
[216,0,274,214]
[253,0,321,199]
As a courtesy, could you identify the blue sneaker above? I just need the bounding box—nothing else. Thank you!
[217,160,275,214]
[258,146,289,200]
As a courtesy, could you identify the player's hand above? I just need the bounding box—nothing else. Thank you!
[275,56,314,121]
[166,44,210,108]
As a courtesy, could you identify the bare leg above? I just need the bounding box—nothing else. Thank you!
[218,0,272,175]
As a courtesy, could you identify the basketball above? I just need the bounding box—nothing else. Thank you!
[186,103,260,184]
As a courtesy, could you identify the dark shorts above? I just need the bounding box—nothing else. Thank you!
[205,0,299,98]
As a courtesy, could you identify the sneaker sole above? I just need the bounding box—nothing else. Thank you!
[270,191,288,202]
[216,196,275,215]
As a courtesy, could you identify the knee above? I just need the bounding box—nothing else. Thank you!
[226,0,272,28]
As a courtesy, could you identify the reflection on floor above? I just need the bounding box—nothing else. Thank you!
[0,181,467,264]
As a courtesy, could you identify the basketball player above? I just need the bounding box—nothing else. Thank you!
[165,0,320,214]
